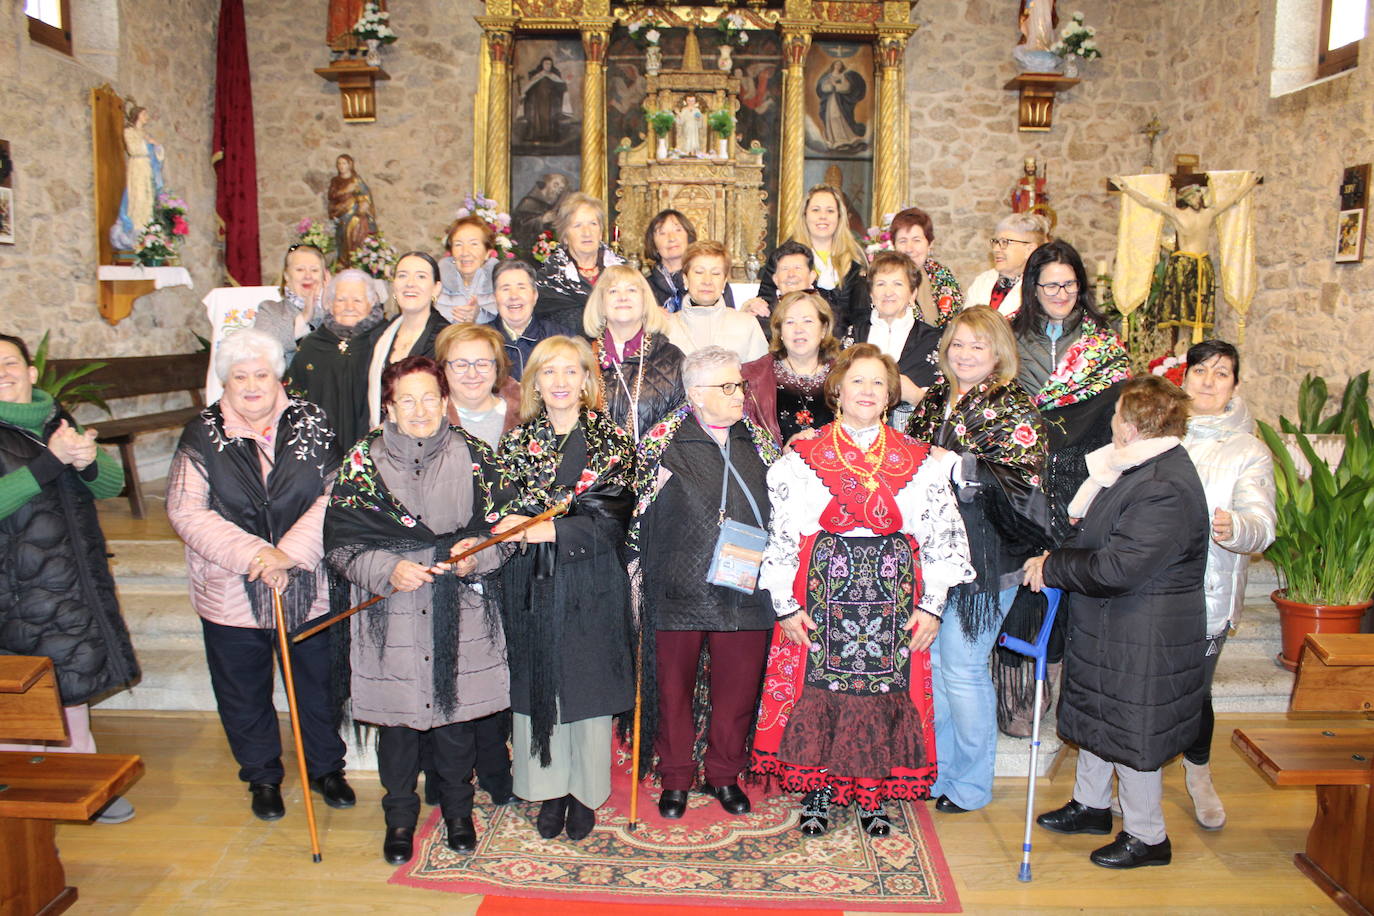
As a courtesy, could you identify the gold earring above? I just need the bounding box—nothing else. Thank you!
[881,408,889,427]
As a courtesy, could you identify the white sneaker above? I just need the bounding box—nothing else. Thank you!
[94,795,135,824]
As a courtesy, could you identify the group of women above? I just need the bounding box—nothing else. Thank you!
[154,182,1273,872]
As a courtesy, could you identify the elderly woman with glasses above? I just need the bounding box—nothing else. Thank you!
[326,355,508,866]
[288,268,387,458]
[965,213,1050,317]
[492,336,636,842]
[436,322,522,448]
[167,328,352,823]
[583,264,685,441]
[630,346,780,820]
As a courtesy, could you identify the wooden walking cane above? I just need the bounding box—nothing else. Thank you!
[293,500,570,644]
[273,587,323,863]
[628,616,645,832]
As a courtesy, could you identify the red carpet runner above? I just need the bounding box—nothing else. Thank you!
[389,752,960,912]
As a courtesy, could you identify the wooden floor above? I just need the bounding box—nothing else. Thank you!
[49,710,1340,915]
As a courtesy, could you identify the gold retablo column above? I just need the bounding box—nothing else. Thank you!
[580,25,613,204]
[873,32,911,224]
[778,29,811,244]
[482,26,514,209]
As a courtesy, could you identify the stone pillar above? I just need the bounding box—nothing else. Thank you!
[483,27,514,209]
[778,29,811,243]
[580,26,612,204]
[873,33,910,225]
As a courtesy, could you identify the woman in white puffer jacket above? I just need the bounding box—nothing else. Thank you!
[1178,339,1275,830]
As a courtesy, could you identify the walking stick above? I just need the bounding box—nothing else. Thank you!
[627,614,645,832]
[997,586,1062,883]
[293,500,570,644]
[273,587,323,863]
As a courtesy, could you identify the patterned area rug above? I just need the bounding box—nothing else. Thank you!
[389,758,960,912]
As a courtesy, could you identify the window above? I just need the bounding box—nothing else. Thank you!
[25,0,72,56]
[1317,0,1366,78]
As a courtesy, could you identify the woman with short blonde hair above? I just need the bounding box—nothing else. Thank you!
[536,193,624,330]
[517,335,602,422]
[582,265,685,440]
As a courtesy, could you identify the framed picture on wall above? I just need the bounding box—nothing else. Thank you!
[1335,207,1364,263]
[0,187,13,245]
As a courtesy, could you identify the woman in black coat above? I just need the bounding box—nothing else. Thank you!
[1024,376,1208,870]
[581,265,685,441]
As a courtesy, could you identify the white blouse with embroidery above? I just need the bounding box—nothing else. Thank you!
[759,425,975,619]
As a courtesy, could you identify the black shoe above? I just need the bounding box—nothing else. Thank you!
[798,788,832,836]
[249,783,285,821]
[934,795,969,814]
[309,771,356,809]
[860,806,892,837]
[706,783,751,815]
[565,797,596,841]
[1090,831,1172,869]
[383,825,415,865]
[481,781,515,806]
[536,796,569,839]
[1036,799,1113,836]
[444,815,477,853]
[658,789,689,819]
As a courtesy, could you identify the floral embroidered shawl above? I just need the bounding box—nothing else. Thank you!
[1034,317,1131,410]
[494,407,635,515]
[924,257,963,322]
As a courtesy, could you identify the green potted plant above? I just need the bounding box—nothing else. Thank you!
[707,109,734,158]
[1274,371,1365,476]
[31,332,111,415]
[1257,381,1374,671]
[646,108,675,159]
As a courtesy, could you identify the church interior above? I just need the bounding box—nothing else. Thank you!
[2,0,1372,913]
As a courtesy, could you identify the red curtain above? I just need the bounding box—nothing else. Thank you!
[212,0,261,287]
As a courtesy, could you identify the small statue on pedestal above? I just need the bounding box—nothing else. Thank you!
[676,94,706,157]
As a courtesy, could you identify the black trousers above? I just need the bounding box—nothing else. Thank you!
[378,721,493,828]
[201,618,346,785]
[419,711,512,799]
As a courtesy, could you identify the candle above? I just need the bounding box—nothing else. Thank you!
[1096,259,1109,278]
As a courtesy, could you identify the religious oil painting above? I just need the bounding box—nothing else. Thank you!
[804,158,870,236]
[1335,208,1365,263]
[0,187,13,245]
[510,158,579,254]
[511,38,585,158]
[804,41,874,159]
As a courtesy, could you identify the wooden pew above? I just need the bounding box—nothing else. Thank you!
[1233,633,1374,916]
[48,352,209,519]
[0,657,144,916]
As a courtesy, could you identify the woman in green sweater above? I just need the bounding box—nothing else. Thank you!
[0,333,140,823]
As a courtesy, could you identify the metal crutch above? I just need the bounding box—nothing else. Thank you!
[997,586,1062,883]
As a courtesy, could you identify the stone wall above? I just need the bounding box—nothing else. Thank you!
[0,0,219,360]
[245,0,485,282]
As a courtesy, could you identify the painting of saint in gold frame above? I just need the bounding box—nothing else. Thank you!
[804,42,874,160]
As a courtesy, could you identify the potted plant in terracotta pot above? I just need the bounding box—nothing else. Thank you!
[1275,371,1365,477]
[1257,389,1374,672]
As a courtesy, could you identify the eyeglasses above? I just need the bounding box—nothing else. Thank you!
[694,380,750,396]
[989,237,1035,249]
[446,358,496,374]
[1036,280,1080,296]
[392,395,442,413]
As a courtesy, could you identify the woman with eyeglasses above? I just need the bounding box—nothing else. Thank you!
[491,336,636,842]
[326,355,509,865]
[435,323,522,448]
[582,265,686,441]
[629,346,780,821]
[965,213,1050,317]
[996,239,1130,738]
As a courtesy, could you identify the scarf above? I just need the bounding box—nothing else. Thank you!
[1034,317,1132,410]
[174,391,336,631]
[1067,435,1182,518]
[325,423,501,718]
[494,406,634,514]
[321,301,385,341]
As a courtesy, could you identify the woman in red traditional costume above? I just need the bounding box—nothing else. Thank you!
[752,343,974,837]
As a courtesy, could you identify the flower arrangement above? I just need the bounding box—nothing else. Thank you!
[1051,11,1101,61]
[454,192,517,259]
[1148,352,1186,386]
[626,10,663,49]
[716,11,749,47]
[530,229,558,264]
[294,217,336,256]
[156,191,190,240]
[707,109,734,139]
[646,108,676,138]
[135,220,177,266]
[351,232,398,278]
[352,1,397,43]
[860,225,893,258]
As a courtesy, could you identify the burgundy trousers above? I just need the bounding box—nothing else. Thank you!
[654,628,771,791]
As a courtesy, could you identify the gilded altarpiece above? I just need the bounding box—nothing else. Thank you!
[475,0,916,259]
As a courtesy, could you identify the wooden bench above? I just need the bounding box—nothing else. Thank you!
[48,352,209,519]
[0,656,144,916]
[1233,633,1374,916]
